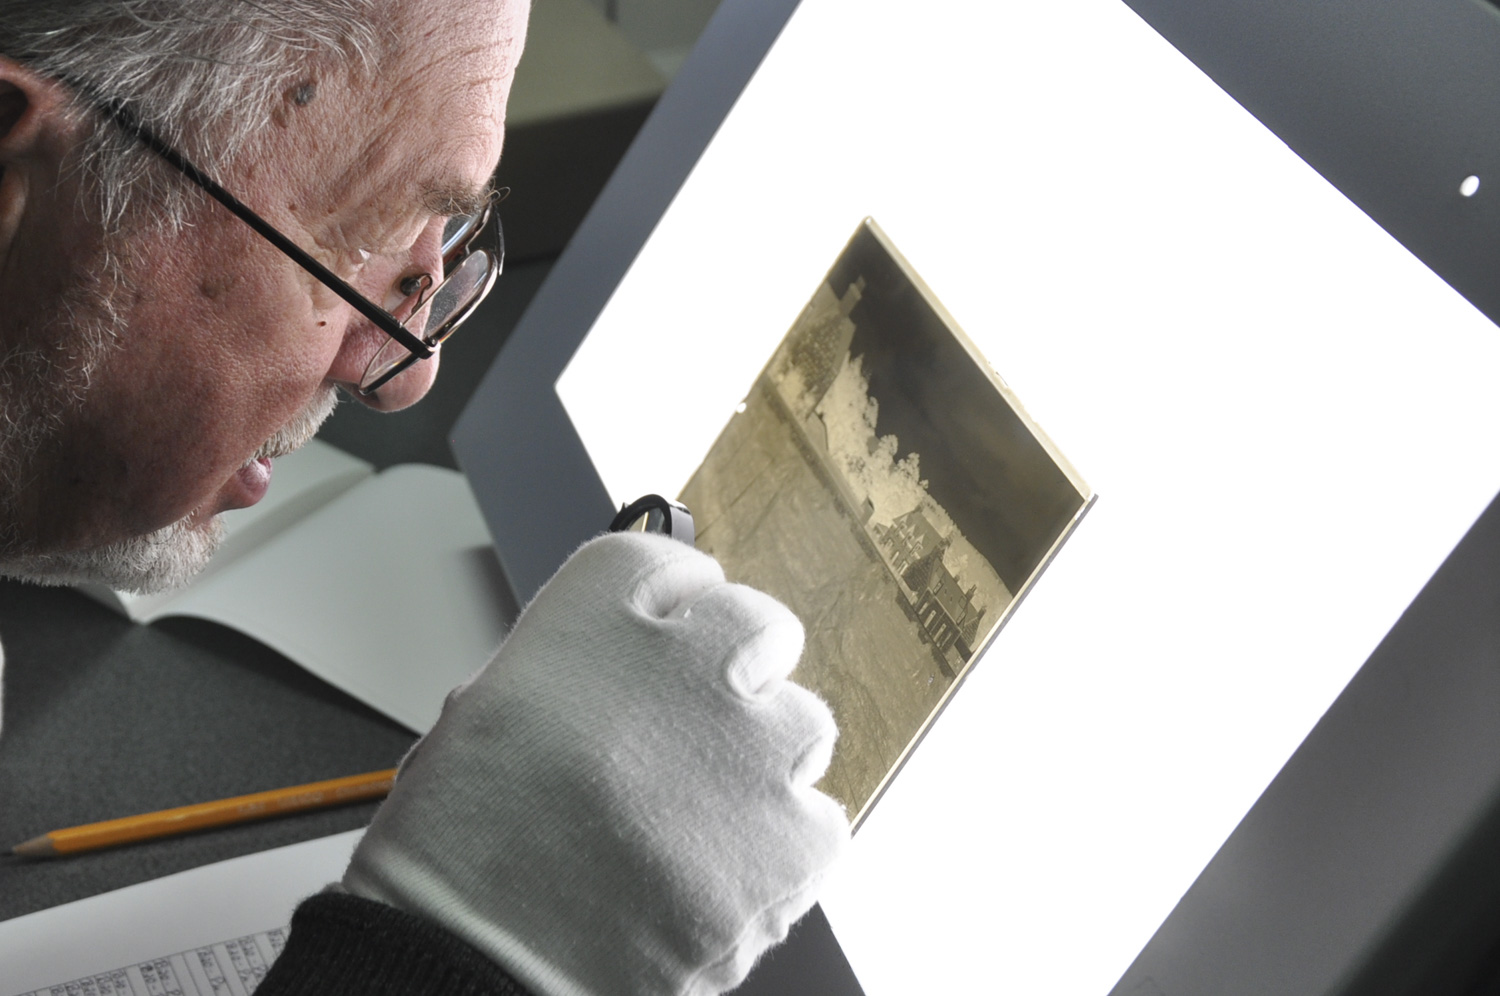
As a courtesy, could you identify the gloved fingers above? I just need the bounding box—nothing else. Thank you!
[532,532,725,621]
[636,553,725,622]
[782,687,837,789]
[740,790,850,955]
[767,680,839,791]
[693,891,813,996]
[594,531,727,620]
[764,784,851,909]
[798,778,853,857]
[687,583,806,698]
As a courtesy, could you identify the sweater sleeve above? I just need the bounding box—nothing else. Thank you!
[255,892,536,996]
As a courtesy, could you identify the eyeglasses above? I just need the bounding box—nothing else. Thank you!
[88,96,503,397]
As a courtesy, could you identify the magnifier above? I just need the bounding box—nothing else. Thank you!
[609,494,695,546]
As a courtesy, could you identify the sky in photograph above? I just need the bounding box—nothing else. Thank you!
[825,223,1085,591]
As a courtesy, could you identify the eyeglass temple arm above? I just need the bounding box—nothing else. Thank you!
[102,101,434,359]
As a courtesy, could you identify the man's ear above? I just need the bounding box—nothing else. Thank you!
[0,57,80,263]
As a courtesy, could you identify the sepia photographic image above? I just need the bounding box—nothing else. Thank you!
[680,219,1094,827]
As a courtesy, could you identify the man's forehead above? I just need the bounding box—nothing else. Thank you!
[335,76,507,215]
[296,0,517,223]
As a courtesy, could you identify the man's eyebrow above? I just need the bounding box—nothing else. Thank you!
[419,178,496,217]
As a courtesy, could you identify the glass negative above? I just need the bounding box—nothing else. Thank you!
[680,218,1093,828]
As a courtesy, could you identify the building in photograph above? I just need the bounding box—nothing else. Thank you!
[874,509,988,669]
[875,508,944,576]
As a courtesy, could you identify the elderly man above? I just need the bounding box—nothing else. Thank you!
[0,1,848,994]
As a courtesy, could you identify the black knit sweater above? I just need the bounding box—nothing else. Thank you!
[255,893,534,996]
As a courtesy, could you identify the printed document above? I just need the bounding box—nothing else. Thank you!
[0,831,361,996]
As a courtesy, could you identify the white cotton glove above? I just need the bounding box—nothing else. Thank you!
[342,531,850,996]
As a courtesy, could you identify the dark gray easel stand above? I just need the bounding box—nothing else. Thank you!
[459,0,1500,991]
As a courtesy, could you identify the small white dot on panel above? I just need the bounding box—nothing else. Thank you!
[1460,175,1481,197]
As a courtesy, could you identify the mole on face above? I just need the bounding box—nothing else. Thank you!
[273,81,318,127]
[198,271,237,300]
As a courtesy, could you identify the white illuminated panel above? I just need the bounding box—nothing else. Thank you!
[556,0,1500,992]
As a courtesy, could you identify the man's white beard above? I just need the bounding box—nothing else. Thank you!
[0,387,339,595]
[15,515,231,595]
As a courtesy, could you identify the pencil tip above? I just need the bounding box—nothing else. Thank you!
[12,836,57,859]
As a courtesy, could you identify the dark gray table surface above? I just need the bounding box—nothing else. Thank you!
[0,258,552,922]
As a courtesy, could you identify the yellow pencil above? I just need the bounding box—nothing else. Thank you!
[12,768,397,858]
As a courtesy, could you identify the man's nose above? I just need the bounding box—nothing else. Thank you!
[334,223,447,412]
[351,339,442,411]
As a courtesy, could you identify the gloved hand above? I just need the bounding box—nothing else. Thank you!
[342,531,850,996]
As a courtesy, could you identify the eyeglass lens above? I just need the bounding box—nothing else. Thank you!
[442,210,485,260]
[360,236,498,392]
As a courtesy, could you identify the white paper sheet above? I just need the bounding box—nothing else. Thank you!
[168,466,511,733]
[0,831,361,996]
[555,0,1500,992]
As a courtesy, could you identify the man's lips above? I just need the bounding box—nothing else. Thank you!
[226,456,274,511]
[210,387,335,519]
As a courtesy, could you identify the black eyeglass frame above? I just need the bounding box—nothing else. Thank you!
[84,94,502,394]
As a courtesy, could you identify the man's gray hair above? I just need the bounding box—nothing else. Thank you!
[0,0,388,230]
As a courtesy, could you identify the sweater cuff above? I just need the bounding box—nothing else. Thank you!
[258,892,535,996]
